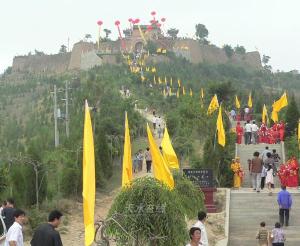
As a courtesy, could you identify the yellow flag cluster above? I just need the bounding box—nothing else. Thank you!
[189,88,193,97]
[82,100,95,246]
[201,88,204,99]
[122,112,132,187]
[217,106,226,147]
[207,94,219,115]
[146,124,174,189]
[271,92,288,122]
[182,86,186,95]
[161,127,179,169]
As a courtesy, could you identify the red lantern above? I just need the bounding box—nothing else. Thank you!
[115,20,120,26]
[151,11,156,16]
[161,17,166,22]
[128,18,133,23]
[147,25,153,31]
[135,18,140,24]
[156,23,162,28]
[97,20,103,26]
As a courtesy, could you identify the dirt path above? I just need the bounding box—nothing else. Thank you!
[34,107,159,246]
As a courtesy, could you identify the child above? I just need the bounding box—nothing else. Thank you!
[256,221,269,246]
[265,164,274,195]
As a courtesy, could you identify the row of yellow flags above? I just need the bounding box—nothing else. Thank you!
[122,112,179,189]
[81,92,289,245]
[234,92,288,123]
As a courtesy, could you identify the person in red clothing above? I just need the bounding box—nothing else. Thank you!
[236,122,243,144]
[259,123,267,143]
[278,163,288,186]
[279,121,285,142]
[286,156,299,187]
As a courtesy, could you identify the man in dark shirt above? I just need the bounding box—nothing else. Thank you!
[1,198,16,230]
[30,210,63,246]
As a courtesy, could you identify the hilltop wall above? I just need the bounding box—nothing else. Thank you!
[12,53,71,73]
[11,39,262,74]
[173,39,262,69]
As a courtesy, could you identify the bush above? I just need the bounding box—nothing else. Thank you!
[173,171,205,219]
[106,177,188,246]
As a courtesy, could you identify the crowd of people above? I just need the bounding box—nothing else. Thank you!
[0,198,63,246]
[235,120,286,145]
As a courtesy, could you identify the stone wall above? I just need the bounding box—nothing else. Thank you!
[173,39,262,69]
[12,53,71,73]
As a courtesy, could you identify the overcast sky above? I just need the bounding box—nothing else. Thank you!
[1,0,299,73]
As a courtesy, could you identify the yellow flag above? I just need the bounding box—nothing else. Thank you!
[182,86,186,95]
[216,106,226,147]
[271,110,278,123]
[262,104,268,124]
[161,127,179,169]
[153,76,156,84]
[201,88,204,99]
[178,79,181,87]
[146,124,174,189]
[151,67,156,73]
[248,92,253,108]
[235,95,241,109]
[273,92,288,112]
[170,77,173,86]
[207,94,219,115]
[164,76,167,84]
[162,49,167,54]
[122,112,132,187]
[158,77,162,84]
[141,75,145,82]
[82,100,95,246]
[190,88,193,97]
[157,48,162,53]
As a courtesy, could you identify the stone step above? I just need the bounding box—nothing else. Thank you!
[229,190,300,246]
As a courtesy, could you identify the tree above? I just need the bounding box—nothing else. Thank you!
[234,45,246,55]
[106,177,188,245]
[195,24,208,42]
[103,29,112,39]
[59,44,67,53]
[167,28,179,40]
[84,34,92,42]
[262,55,272,71]
[123,28,132,38]
[285,94,299,134]
[223,44,234,58]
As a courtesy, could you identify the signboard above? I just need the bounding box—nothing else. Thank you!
[183,168,214,188]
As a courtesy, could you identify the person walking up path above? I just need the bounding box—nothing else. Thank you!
[277,186,292,227]
[144,147,152,173]
[244,120,252,144]
[256,221,269,246]
[270,222,285,246]
[250,152,263,192]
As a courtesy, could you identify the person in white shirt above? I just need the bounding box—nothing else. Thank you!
[5,209,26,246]
[244,120,252,145]
[251,121,259,144]
[186,227,202,246]
[193,211,208,246]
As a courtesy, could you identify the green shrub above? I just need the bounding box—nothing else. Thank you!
[106,177,188,246]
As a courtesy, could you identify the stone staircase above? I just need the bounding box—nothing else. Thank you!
[236,143,285,187]
[229,188,300,246]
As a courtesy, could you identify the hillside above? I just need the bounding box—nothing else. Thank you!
[1,54,300,240]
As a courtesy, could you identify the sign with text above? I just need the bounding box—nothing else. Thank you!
[183,168,214,188]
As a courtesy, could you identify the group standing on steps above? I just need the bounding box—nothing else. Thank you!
[235,120,286,145]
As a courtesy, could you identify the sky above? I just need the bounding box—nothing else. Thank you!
[0,0,300,73]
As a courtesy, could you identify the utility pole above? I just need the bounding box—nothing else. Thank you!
[53,85,59,147]
[65,81,70,138]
